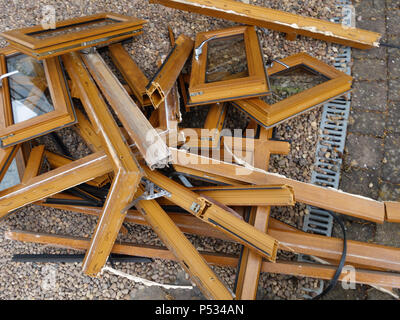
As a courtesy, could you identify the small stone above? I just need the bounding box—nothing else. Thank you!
[311,121,317,129]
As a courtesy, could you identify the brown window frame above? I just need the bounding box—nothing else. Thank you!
[188,26,270,106]
[0,13,146,59]
[231,52,353,129]
[0,47,76,148]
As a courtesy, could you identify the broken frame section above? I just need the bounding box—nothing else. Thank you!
[108,43,152,108]
[231,53,353,129]
[188,26,270,106]
[146,34,194,109]
[0,47,76,148]
[1,13,147,60]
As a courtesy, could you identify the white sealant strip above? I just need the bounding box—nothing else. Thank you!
[101,266,193,290]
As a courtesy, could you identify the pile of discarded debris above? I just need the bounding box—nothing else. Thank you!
[0,0,399,300]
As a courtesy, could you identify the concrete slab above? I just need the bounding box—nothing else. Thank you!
[353,59,386,81]
[387,102,400,133]
[352,81,388,112]
[344,133,384,170]
[382,134,400,184]
[348,109,386,137]
[340,167,381,198]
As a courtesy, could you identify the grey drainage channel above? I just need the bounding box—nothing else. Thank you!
[299,0,353,298]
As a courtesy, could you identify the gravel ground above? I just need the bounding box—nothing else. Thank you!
[0,0,342,300]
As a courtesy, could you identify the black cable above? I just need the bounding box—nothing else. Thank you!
[44,198,103,207]
[380,42,400,49]
[12,253,152,264]
[312,211,347,300]
[66,187,104,207]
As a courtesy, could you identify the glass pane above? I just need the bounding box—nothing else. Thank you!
[27,18,118,40]
[263,66,328,104]
[6,54,54,124]
[0,159,20,191]
[205,34,249,83]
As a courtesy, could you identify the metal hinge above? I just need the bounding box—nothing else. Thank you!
[123,178,171,211]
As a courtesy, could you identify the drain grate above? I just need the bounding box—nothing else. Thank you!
[302,0,353,239]
[298,0,353,291]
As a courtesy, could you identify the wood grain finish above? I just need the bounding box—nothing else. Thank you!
[0,151,112,218]
[144,167,279,262]
[232,53,353,129]
[188,26,269,106]
[150,0,381,49]
[108,43,151,107]
[1,13,146,59]
[62,52,142,276]
[146,34,194,108]
[7,230,400,289]
[0,48,76,147]
[170,148,386,223]
[82,52,170,169]
[136,192,233,299]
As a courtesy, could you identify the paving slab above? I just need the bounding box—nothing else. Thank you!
[340,167,381,198]
[357,17,386,34]
[385,35,400,57]
[352,59,386,81]
[388,54,400,79]
[341,168,381,200]
[348,109,386,137]
[386,0,400,10]
[344,133,384,170]
[386,10,400,35]
[375,222,400,246]
[351,81,388,111]
[379,181,400,201]
[388,79,400,101]
[387,102,400,133]
[352,47,386,60]
[355,0,386,17]
[332,0,399,302]
[382,133,400,184]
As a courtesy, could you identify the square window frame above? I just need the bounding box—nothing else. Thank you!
[187,25,270,106]
[231,52,353,129]
[0,47,76,148]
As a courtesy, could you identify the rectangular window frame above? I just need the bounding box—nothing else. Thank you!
[188,26,270,106]
[231,53,353,129]
[0,13,146,59]
[0,47,76,147]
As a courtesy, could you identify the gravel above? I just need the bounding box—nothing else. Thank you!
[0,0,342,300]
